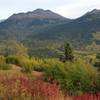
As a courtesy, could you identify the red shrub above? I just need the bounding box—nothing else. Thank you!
[0,75,62,100]
[73,93,100,100]
[31,80,61,100]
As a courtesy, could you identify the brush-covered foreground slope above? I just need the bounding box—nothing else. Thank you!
[0,9,100,57]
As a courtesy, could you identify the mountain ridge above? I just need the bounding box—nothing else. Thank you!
[0,8,100,57]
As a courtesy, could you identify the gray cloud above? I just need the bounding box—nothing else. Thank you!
[0,0,100,19]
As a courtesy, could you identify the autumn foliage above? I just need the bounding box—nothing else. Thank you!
[73,93,100,100]
[0,74,62,100]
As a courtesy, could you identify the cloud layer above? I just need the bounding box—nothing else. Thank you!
[0,0,100,19]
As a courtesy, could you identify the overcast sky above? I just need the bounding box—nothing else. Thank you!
[0,0,100,19]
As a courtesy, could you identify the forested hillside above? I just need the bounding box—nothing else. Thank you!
[0,9,100,57]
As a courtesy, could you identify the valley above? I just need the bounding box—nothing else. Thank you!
[0,8,100,100]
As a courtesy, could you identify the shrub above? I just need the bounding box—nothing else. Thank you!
[0,56,11,70]
[0,74,62,100]
[21,63,33,73]
[73,93,100,100]
[44,59,100,95]
[30,58,44,72]
[5,55,20,65]
[5,56,36,73]
[94,53,100,68]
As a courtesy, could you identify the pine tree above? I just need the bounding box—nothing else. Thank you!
[64,43,74,62]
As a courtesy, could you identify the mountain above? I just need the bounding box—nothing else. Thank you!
[0,9,100,57]
[9,9,69,22]
[0,20,2,23]
[0,9,71,42]
[32,9,100,47]
[0,9,70,28]
[0,19,5,23]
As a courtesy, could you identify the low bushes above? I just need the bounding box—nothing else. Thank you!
[43,59,100,95]
[19,57,44,73]
[73,93,100,100]
[0,71,100,100]
[5,56,34,73]
[2,55,100,96]
[5,55,20,65]
[21,63,33,73]
[0,74,62,100]
[0,56,11,70]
